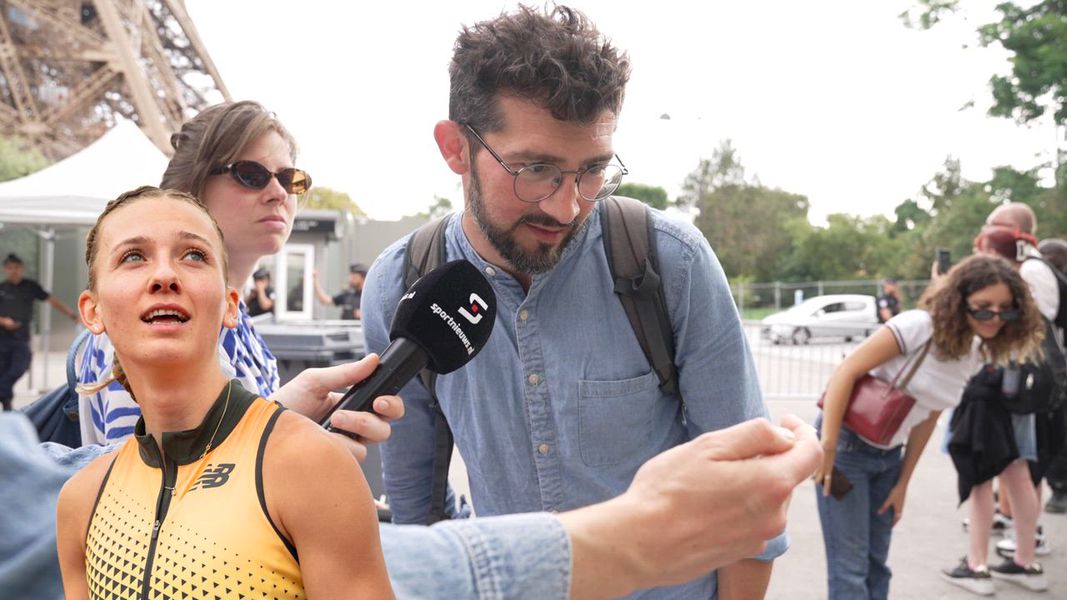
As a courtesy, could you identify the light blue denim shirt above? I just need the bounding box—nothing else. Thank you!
[363,204,788,599]
[1,414,571,600]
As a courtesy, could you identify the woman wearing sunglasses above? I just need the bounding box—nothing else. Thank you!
[77,101,367,447]
[58,187,394,599]
[813,254,1044,600]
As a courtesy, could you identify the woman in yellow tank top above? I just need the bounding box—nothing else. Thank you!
[56,187,395,599]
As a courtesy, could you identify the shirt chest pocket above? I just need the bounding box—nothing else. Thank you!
[578,369,660,467]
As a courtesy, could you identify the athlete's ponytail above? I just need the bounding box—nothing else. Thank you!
[76,353,136,402]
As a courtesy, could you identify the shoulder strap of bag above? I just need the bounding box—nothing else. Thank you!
[67,328,92,387]
[404,215,454,524]
[891,339,932,392]
[600,196,679,396]
[63,329,93,420]
[1024,256,1067,330]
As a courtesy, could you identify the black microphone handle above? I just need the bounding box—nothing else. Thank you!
[320,338,430,430]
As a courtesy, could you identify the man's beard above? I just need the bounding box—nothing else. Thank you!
[467,163,588,276]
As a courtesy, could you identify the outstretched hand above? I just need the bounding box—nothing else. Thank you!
[270,354,405,463]
[561,415,822,599]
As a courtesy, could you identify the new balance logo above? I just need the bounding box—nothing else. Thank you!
[190,463,235,491]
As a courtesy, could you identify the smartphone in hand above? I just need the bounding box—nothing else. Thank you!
[936,248,951,276]
[829,466,854,500]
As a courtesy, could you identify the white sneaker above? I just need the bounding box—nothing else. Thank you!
[996,525,1050,557]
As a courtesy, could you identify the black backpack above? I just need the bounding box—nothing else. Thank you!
[1001,317,1067,415]
[403,196,678,523]
[1025,256,1067,331]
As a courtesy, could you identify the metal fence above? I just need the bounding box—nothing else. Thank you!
[729,278,934,398]
[732,278,932,315]
[743,320,862,399]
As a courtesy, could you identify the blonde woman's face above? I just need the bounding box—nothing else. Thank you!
[964,282,1014,340]
[79,197,239,369]
[199,130,298,267]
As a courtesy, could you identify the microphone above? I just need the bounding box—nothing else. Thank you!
[321,259,496,430]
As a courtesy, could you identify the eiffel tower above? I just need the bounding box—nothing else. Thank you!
[0,0,229,160]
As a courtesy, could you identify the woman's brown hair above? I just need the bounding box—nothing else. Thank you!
[160,100,298,199]
[919,254,1044,364]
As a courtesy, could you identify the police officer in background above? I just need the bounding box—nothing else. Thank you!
[314,263,367,320]
[0,253,78,411]
[245,268,275,317]
[877,277,901,324]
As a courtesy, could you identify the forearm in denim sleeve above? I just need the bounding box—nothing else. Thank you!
[0,415,77,600]
[380,514,570,600]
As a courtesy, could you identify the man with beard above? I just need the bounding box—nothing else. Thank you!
[361,7,781,598]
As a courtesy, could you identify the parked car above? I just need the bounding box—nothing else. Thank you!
[759,294,879,345]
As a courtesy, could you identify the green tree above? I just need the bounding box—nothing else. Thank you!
[681,140,811,281]
[304,186,365,216]
[780,214,899,281]
[0,136,48,182]
[615,183,668,210]
[677,139,746,208]
[694,184,810,281]
[905,1,1067,126]
[418,195,454,219]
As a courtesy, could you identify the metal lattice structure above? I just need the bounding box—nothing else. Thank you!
[0,0,229,160]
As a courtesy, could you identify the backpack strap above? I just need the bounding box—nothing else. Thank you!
[1024,255,1067,331]
[403,215,455,524]
[601,196,679,396]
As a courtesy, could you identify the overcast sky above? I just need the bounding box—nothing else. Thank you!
[184,1,1061,224]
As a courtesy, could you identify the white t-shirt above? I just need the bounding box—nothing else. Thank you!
[865,310,983,448]
[1020,253,1064,351]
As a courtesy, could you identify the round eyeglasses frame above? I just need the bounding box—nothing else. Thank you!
[464,124,628,203]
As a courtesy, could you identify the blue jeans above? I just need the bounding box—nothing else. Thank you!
[816,416,903,600]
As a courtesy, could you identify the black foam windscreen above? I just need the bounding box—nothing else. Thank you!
[389,259,496,374]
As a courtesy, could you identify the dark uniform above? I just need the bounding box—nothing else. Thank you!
[246,286,275,317]
[332,288,362,320]
[0,278,48,409]
[876,293,900,324]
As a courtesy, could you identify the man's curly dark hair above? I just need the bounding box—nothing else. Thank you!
[918,254,1044,364]
[448,4,631,134]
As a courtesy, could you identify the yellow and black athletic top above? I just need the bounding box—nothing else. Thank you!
[85,381,305,600]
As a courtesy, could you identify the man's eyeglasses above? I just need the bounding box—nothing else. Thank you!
[966,306,1021,322]
[210,161,312,195]
[464,124,627,203]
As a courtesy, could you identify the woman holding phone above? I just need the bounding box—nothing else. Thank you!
[814,254,1045,600]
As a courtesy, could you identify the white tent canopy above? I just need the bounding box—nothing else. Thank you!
[0,117,168,389]
[0,116,168,226]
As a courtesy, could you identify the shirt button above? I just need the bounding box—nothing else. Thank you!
[537,443,551,455]
[519,310,529,321]
[484,266,496,277]
[527,373,540,385]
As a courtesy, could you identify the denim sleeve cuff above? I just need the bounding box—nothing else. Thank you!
[41,441,117,470]
[446,513,571,600]
[754,530,790,561]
